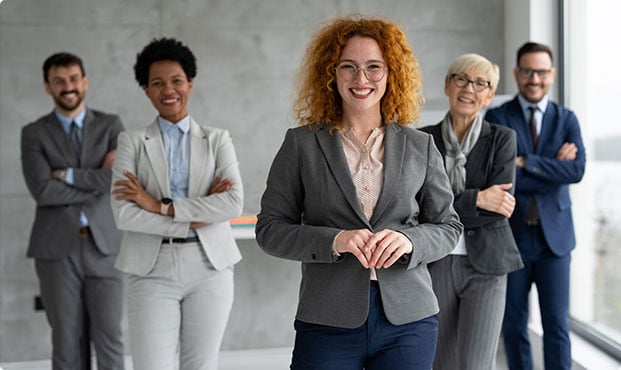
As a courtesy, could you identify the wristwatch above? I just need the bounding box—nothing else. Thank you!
[160,197,173,215]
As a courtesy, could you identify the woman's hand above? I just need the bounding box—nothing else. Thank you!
[191,176,234,229]
[366,230,413,269]
[334,229,374,268]
[112,171,159,213]
[208,175,233,195]
[476,183,515,217]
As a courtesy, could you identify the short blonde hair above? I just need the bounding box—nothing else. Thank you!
[445,53,500,93]
[292,14,424,129]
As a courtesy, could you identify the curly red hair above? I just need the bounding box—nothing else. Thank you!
[292,15,424,130]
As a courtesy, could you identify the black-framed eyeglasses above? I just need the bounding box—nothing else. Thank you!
[517,68,552,79]
[335,62,387,82]
[450,74,491,92]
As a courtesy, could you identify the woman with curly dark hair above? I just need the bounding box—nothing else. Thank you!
[111,37,243,370]
[256,15,462,370]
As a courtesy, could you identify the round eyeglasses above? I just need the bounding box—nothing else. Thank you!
[450,74,491,92]
[335,63,387,82]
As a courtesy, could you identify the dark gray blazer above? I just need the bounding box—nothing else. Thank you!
[256,123,462,328]
[21,109,124,259]
[421,120,523,274]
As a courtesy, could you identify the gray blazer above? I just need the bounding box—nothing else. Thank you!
[21,109,124,259]
[256,123,462,328]
[111,118,243,276]
[421,121,523,275]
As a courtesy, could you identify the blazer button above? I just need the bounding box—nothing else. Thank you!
[467,230,475,237]
[311,253,317,260]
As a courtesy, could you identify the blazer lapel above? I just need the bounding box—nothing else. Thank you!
[188,119,209,197]
[465,122,492,174]
[80,109,99,166]
[43,112,80,167]
[315,127,369,226]
[537,101,556,154]
[507,98,532,153]
[369,124,403,226]
[143,120,171,196]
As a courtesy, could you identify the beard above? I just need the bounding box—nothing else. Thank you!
[53,90,84,112]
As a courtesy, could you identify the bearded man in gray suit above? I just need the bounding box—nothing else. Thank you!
[21,52,125,370]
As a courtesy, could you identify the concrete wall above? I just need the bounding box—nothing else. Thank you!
[0,0,504,362]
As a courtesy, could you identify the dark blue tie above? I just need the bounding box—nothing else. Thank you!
[69,121,81,163]
[529,106,538,148]
[525,107,540,224]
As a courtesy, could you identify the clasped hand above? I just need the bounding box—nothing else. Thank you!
[333,229,412,269]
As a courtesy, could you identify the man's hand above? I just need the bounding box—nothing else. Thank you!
[101,150,116,169]
[50,169,67,182]
[476,183,515,217]
[111,171,159,213]
[556,142,577,160]
[515,156,526,168]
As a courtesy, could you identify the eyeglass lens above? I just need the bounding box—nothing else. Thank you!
[452,74,489,92]
[337,64,386,82]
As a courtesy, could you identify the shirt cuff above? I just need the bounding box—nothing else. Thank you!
[66,168,74,185]
[331,230,344,257]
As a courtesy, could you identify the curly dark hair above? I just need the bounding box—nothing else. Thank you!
[134,37,197,87]
[293,14,424,129]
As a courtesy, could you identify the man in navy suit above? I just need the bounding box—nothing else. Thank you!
[485,42,586,370]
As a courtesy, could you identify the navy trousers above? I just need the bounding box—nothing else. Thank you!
[503,224,572,370]
[290,281,438,370]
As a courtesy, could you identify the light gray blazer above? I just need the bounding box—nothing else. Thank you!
[256,123,462,328]
[111,118,243,276]
[21,109,124,260]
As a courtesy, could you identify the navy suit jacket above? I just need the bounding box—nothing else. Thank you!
[421,120,523,274]
[485,97,586,256]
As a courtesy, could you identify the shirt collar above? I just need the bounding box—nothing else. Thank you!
[158,115,191,135]
[517,94,548,115]
[54,108,86,132]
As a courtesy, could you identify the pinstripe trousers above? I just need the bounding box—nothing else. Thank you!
[429,255,507,370]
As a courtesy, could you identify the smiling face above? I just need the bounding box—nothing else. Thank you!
[44,64,88,116]
[445,71,494,123]
[514,51,556,103]
[336,35,387,119]
[143,60,193,123]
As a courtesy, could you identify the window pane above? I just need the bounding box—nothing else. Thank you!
[568,0,621,346]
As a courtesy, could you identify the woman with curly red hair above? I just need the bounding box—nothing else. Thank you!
[256,15,462,370]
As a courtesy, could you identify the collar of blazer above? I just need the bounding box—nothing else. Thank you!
[142,117,211,198]
[314,123,406,227]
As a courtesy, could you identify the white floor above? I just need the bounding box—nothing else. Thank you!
[0,347,293,370]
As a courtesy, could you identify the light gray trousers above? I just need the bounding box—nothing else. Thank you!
[127,242,234,370]
[429,255,507,370]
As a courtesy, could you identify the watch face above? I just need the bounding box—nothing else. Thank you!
[162,197,173,204]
